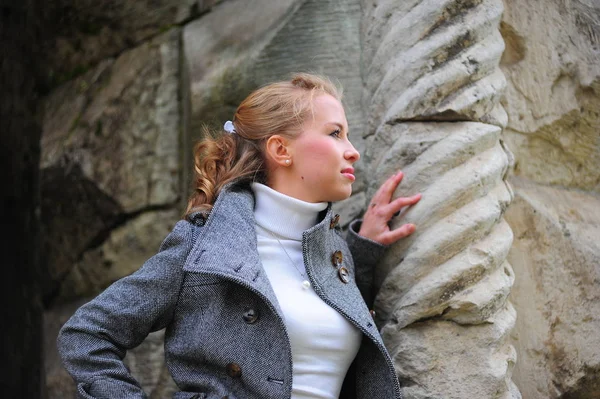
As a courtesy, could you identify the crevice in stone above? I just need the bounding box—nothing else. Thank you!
[41,160,180,308]
[430,31,475,73]
[85,202,179,254]
[389,113,474,125]
[420,0,483,40]
[499,20,526,66]
[43,200,179,308]
[559,364,600,399]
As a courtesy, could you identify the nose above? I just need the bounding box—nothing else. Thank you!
[344,141,360,163]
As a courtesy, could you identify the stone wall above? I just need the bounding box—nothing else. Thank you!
[42,2,192,396]
[500,0,600,397]
[41,0,600,398]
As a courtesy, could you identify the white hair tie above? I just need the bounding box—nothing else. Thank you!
[224,120,236,134]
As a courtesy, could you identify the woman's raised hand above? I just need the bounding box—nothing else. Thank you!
[358,171,421,246]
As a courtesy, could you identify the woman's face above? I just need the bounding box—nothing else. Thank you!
[285,94,360,203]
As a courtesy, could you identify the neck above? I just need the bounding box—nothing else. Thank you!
[267,171,318,203]
[251,183,328,240]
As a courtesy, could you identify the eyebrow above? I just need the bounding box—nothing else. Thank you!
[327,122,346,131]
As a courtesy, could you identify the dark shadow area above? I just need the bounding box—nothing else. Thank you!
[1,0,48,396]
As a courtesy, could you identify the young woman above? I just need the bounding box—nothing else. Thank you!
[58,73,421,399]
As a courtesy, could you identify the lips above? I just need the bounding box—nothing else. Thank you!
[341,167,355,182]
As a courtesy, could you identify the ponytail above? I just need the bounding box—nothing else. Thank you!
[184,128,265,216]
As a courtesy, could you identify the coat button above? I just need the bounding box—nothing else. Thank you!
[369,309,376,318]
[338,267,350,283]
[331,250,343,267]
[242,308,258,324]
[330,214,340,229]
[226,362,242,378]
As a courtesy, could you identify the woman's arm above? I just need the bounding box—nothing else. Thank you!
[346,171,421,307]
[57,220,199,399]
[346,220,387,308]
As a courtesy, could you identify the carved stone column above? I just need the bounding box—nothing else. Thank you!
[361,0,521,397]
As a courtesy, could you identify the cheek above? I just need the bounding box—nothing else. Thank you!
[301,139,336,161]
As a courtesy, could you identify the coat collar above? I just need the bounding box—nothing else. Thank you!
[183,182,334,302]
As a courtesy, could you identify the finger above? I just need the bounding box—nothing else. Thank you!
[388,193,422,213]
[380,223,417,245]
[373,171,404,205]
[378,193,421,220]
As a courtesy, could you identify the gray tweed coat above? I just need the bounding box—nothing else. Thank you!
[58,183,402,399]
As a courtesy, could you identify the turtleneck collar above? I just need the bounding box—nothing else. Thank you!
[251,182,328,241]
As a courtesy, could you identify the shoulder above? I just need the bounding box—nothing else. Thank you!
[158,213,207,255]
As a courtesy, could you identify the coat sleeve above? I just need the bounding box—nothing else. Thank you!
[345,219,387,308]
[57,220,199,399]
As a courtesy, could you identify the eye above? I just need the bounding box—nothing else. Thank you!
[330,129,342,138]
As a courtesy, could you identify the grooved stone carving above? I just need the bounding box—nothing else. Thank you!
[362,0,521,397]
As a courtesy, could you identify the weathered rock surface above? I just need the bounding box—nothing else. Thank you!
[500,0,600,192]
[44,0,220,86]
[366,122,519,398]
[332,192,367,230]
[40,28,182,303]
[499,0,600,396]
[58,208,180,301]
[362,0,520,397]
[506,178,600,399]
[361,0,508,133]
[387,305,519,399]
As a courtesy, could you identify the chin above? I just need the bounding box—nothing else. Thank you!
[327,187,352,203]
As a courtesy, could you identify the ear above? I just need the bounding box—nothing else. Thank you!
[265,135,292,166]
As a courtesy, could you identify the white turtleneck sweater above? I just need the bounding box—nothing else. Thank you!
[251,183,362,399]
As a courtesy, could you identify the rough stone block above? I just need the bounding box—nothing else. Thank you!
[40,29,182,302]
[59,209,180,301]
[500,0,600,192]
[506,178,600,399]
[45,0,221,85]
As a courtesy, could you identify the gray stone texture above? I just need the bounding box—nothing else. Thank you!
[500,0,600,397]
[40,28,182,303]
[500,0,600,193]
[361,0,508,133]
[44,0,221,86]
[506,178,600,399]
[362,0,520,397]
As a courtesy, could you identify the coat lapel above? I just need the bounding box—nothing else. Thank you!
[303,219,385,346]
[183,183,282,314]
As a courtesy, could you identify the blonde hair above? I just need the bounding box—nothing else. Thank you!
[184,73,342,218]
